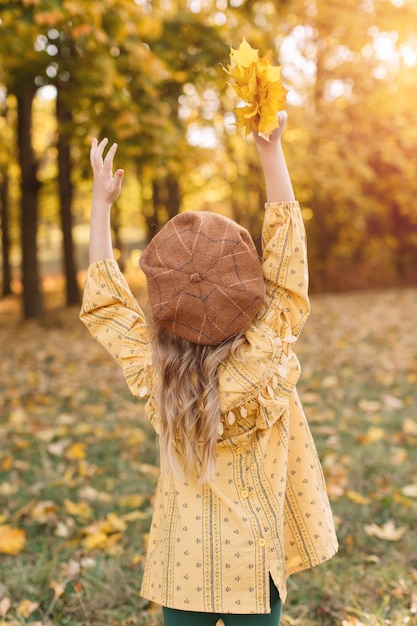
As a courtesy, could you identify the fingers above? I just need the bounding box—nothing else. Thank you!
[90,137,99,167]
[90,137,107,167]
[277,111,288,137]
[112,168,125,197]
[90,138,118,171]
[103,142,118,171]
[277,110,288,128]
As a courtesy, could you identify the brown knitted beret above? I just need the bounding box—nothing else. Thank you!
[139,211,265,345]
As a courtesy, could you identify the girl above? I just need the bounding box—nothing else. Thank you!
[80,112,338,625]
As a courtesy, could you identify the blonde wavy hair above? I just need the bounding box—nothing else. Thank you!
[150,326,245,483]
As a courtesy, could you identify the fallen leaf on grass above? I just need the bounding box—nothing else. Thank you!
[382,393,404,409]
[54,520,73,537]
[390,447,408,465]
[64,498,93,519]
[0,481,17,497]
[49,580,65,600]
[322,453,350,498]
[364,519,407,541]
[60,558,81,579]
[77,484,112,502]
[0,598,11,617]
[47,439,71,456]
[80,512,127,552]
[1,456,13,471]
[346,490,370,505]
[119,493,146,508]
[16,599,39,618]
[356,426,385,444]
[403,418,417,435]
[138,463,160,477]
[411,592,417,615]
[64,441,87,460]
[358,399,380,412]
[122,510,150,522]
[0,525,26,555]
[401,483,417,498]
[321,375,339,388]
[30,500,57,524]
[130,553,146,566]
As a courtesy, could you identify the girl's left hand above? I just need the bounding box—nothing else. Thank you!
[90,138,124,206]
[252,110,288,150]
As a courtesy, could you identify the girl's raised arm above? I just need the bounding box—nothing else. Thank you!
[252,111,295,203]
[88,138,124,264]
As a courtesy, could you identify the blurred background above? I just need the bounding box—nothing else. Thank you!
[1,0,416,319]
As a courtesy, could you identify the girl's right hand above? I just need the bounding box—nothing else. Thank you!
[90,138,124,207]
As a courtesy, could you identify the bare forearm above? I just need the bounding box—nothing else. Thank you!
[253,111,294,203]
[89,203,114,263]
[257,141,295,202]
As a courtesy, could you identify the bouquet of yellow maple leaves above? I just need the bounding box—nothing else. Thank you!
[225,38,287,139]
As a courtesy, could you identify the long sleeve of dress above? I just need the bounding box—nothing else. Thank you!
[79,259,154,399]
[260,200,310,338]
[217,201,310,429]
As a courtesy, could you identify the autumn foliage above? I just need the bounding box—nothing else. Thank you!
[225,38,287,138]
[1,0,417,319]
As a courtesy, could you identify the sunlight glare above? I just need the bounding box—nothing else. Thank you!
[373,31,399,62]
[37,85,57,101]
[400,44,417,67]
[186,124,217,148]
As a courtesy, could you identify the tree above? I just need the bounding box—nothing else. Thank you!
[1,0,417,303]
[56,88,79,304]
[0,1,51,316]
[0,94,13,297]
[271,0,417,289]
[17,85,44,317]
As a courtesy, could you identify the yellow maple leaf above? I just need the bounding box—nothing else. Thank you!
[119,493,146,508]
[82,530,109,551]
[229,37,259,67]
[64,499,93,519]
[225,38,287,138]
[346,490,370,506]
[0,525,26,555]
[65,441,87,460]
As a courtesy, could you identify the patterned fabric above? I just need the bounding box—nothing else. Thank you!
[162,576,281,625]
[80,201,338,614]
[139,210,264,345]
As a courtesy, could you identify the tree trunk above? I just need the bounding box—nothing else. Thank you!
[0,171,12,297]
[16,87,43,318]
[148,176,181,240]
[166,177,180,221]
[56,88,80,305]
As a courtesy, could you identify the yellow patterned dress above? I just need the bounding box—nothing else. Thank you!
[80,201,338,614]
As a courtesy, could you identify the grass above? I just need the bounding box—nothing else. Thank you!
[1,283,416,625]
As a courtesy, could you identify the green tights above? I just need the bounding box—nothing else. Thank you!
[162,578,282,626]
